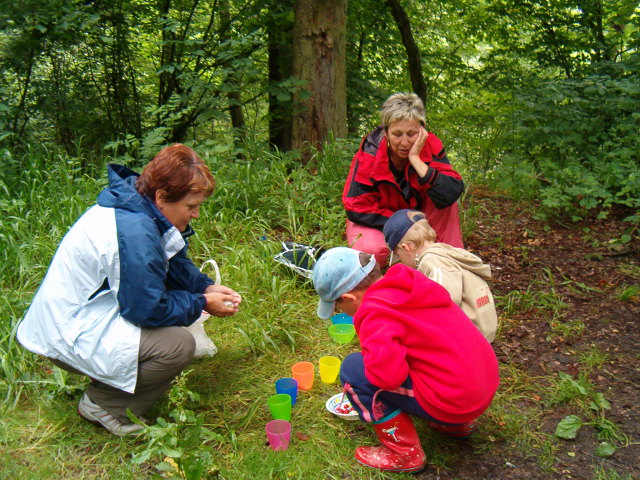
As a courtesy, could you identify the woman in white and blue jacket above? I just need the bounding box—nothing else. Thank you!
[17,144,242,436]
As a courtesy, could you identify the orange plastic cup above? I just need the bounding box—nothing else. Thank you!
[291,361,315,390]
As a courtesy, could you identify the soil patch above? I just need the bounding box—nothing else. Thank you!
[416,191,640,480]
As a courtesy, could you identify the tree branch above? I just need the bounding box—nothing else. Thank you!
[384,0,428,103]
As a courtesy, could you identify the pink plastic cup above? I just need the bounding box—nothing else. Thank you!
[265,419,291,451]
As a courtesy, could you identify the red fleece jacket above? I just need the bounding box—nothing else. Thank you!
[354,264,500,423]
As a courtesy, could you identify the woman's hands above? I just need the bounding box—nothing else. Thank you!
[203,284,242,317]
[407,127,429,177]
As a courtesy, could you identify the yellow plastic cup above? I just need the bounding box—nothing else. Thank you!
[291,361,315,390]
[319,356,341,384]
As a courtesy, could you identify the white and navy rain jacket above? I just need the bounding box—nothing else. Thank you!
[17,164,213,392]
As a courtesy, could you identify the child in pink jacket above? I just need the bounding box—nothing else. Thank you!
[313,247,499,473]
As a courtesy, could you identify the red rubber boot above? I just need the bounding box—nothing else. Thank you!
[354,411,426,473]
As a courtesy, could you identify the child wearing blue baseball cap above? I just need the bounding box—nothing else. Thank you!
[312,247,500,473]
[383,209,498,342]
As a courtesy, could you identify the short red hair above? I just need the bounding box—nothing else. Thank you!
[136,144,215,202]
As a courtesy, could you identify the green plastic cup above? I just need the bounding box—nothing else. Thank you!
[268,393,292,421]
[328,324,356,344]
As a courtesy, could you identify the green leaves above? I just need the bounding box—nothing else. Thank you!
[131,370,225,479]
[555,414,582,439]
[555,415,616,457]
[553,376,623,458]
[486,50,639,238]
[594,442,617,457]
[551,372,590,405]
[589,392,611,412]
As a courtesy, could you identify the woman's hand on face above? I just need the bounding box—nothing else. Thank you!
[407,127,429,177]
[409,127,428,160]
[203,285,242,317]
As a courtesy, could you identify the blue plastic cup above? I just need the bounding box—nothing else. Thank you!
[275,377,298,406]
[330,313,353,325]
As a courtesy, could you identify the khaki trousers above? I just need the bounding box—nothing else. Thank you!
[52,326,195,424]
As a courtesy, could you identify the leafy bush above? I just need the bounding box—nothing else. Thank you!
[492,54,640,223]
[131,370,225,480]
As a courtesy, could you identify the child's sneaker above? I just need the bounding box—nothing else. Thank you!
[78,393,143,436]
[427,419,478,438]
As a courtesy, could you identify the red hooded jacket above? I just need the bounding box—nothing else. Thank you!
[354,264,500,423]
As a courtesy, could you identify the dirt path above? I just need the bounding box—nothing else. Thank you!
[416,191,640,480]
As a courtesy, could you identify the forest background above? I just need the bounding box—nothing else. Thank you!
[0,0,639,479]
[1,0,638,207]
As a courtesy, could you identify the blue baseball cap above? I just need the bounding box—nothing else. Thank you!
[383,209,427,251]
[312,247,376,319]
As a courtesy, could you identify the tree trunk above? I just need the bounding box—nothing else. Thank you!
[219,0,246,155]
[384,0,427,104]
[12,49,35,141]
[49,51,76,154]
[347,28,367,137]
[105,5,135,139]
[268,37,293,151]
[290,0,347,161]
[157,0,177,108]
[267,0,294,151]
[578,0,612,63]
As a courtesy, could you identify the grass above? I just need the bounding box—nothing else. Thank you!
[593,466,635,480]
[578,346,610,372]
[0,406,154,478]
[614,285,640,302]
[0,140,636,479]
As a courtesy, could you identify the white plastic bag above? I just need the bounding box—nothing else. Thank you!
[186,311,217,357]
[184,259,221,358]
[273,241,322,279]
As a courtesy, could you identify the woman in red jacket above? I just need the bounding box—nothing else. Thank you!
[343,93,464,266]
[313,247,499,473]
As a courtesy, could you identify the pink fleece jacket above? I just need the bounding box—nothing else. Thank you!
[354,264,500,423]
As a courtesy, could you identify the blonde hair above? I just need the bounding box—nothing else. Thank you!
[399,216,437,250]
[380,93,426,129]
